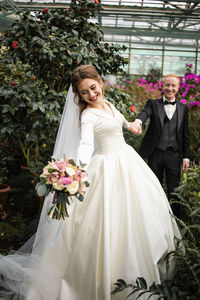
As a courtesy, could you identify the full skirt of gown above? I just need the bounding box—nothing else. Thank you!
[0,107,181,300]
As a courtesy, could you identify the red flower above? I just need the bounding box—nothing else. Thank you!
[75,60,79,64]
[94,0,99,4]
[18,72,22,75]
[66,8,69,11]
[11,82,17,85]
[12,41,18,49]
[130,105,136,112]
[84,9,87,13]
[42,8,48,14]
[106,43,109,46]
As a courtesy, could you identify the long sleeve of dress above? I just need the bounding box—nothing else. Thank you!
[77,111,96,166]
[109,101,130,130]
[122,118,130,129]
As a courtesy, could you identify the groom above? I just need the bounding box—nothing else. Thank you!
[130,74,190,217]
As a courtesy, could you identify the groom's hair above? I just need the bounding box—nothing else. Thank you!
[163,74,180,88]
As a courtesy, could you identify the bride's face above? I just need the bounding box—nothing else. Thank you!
[78,78,103,107]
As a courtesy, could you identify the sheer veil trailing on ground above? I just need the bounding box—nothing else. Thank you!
[0,86,80,300]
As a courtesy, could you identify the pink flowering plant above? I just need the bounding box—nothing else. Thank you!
[35,158,89,220]
[105,64,200,161]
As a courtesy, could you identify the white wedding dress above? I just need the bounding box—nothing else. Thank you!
[0,101,181,300]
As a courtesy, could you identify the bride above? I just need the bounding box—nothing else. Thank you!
[0,65,181,300]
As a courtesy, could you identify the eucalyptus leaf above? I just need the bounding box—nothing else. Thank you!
[36,184,48,197]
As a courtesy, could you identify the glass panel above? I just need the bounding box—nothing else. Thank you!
[196,52,200,75]
[130,49,162,75]
[163,51,196,76]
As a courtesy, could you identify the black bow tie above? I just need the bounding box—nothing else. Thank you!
[164,100,176,105]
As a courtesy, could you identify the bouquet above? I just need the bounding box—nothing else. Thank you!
[35,158,89,220]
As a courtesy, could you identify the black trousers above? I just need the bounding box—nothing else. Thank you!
[148,148,182,217]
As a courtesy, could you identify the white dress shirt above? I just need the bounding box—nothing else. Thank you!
[163,95,176,120]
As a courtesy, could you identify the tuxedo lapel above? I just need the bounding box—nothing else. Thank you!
[156,98,165,129]
[176,102,184,131]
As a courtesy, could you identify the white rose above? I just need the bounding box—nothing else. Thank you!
[81,175,88,183]
[53,182,63,191]
[67,181,79,194]
[66,167,76,176]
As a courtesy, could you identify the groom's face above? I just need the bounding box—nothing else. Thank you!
[163,77,179,101]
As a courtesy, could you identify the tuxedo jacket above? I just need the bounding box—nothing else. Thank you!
[137,98,190,159]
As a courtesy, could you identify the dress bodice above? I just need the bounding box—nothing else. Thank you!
[77,102,129,164]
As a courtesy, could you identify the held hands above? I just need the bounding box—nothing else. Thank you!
[128,121,142,135]
[182,160,190,172]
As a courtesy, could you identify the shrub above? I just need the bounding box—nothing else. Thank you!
[0,0,128,180]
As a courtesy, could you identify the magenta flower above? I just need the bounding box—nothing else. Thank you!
[180,99,187,104]
[189,101,200,107]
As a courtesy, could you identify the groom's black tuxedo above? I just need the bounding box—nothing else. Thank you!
[137,98,190,159]
[136,98,190,217]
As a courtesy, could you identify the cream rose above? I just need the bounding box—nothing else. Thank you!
[66,167,76,176]
[53,182,63,191]
[67,181,79,194]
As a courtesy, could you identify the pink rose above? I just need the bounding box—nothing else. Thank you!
[48,172,59,183]
[78,183,86,194]
[62,177,73,185]
[73,171,82,183]
[55,160,66,172]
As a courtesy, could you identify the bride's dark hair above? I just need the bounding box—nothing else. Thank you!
[71,65,105,117]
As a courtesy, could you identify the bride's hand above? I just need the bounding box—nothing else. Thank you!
[128,121,142,135]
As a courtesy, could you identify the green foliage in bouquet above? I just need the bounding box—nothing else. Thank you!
[112,164,200,300]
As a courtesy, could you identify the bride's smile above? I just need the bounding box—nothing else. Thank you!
[78,78,104,108]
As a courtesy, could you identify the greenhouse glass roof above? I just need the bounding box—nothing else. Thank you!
[1,1,200,42]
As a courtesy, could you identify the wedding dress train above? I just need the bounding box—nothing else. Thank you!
[0,102,181,300]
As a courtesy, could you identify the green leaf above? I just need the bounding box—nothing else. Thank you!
[51,26,59,32]
[77,53,82,64]
[72,29,78,36]
[36,184,47,197]
[69,159,76,166]
[32,36,40,42]
[39,106,45,113]
[33,121,40,128]
[78,194,84,202]
[85,181,90,187]
[67,57,72,64]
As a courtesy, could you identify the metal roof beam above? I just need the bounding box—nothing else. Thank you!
[105,38,198,49]
[102,26,200,40]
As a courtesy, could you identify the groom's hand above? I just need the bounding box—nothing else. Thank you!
[128,120,142,135]
[182,160,189,172]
